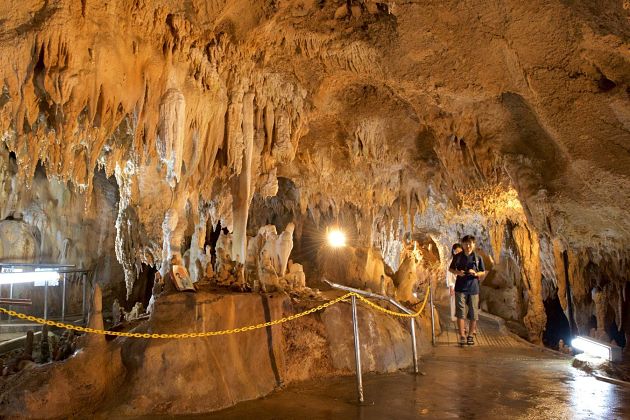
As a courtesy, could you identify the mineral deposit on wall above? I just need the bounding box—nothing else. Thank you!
[0,0,629,365]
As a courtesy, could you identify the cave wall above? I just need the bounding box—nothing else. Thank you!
[0,0,628,344]
[0,146,130,311]
[0,290,433,417]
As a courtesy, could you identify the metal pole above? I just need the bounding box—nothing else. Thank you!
[82,272,87,324]
[410,318,419,374]
[325,279,420,379]
[351,295,364,403]
[61,273,67,322]
[44,280,49,321]
[8,283,13,321]
[430,284,436,346]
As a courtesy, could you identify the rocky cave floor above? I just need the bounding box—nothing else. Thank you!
[0,0,629,417]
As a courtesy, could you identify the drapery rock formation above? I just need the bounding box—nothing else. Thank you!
[0,0,629,413]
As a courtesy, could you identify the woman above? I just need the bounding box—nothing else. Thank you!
[446,243,463,321]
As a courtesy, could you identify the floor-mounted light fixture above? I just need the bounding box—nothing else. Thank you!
[571,336,622,362]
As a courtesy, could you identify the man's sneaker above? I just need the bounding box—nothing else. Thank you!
[467,335,475,345]
[458,336,466,346]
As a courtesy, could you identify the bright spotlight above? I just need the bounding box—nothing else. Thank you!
[327,229,347,248]
[571,336,621,362]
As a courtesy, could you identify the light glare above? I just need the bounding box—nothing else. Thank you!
[327,229,347,248]
[571,336,611,360]
[0,271,60,285]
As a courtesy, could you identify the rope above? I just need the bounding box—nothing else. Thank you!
[0,286,431,339]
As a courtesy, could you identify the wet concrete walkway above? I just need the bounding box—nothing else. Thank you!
[435,305,524,348]
[201,310,630,419]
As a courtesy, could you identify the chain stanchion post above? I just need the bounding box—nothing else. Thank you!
[61,273,67,322]
[351,294,364,403]
[430,283,436,346]
[44,280,49,321]
[410,317,419,373]
[81,272,87,325]
[8,283,13,321]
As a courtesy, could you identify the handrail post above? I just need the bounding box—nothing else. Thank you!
[8,283,13,321]
[82,272,87,324]
[410,318,419,373]
[61,273,67,322]
[430,284,436,346]
[44,280,49,321]
[351,295,364,403]
[324,279,423,379]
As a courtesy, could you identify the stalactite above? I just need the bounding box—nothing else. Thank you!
[231,92,255,264]
[157,88,186,187]
[0,0,627,359]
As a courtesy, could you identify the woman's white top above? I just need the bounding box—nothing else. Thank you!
[445,269,456,288]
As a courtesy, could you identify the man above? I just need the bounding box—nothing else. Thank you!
[445,243,463,321]
[448,235,486,346]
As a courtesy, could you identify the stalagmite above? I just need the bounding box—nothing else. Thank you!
[0,0,629,416]
[394,243,422,303]
[85,283,106,347]
[187,213,208,283]
[277,222,295,276]
[161,208,179,276]
[112,299,122,325]
[23,331,34,361]
[39,325,50,363]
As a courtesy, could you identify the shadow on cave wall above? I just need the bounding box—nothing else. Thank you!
[501,92,568,195]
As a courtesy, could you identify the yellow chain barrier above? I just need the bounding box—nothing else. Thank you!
[0,286,431,339]
[354,285,431,318]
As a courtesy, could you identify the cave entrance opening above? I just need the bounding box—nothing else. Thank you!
[542,294,571,349]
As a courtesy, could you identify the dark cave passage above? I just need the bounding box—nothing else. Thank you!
[542,295,571,349]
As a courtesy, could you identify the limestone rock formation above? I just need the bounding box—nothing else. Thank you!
[245,223,298,291]
[0,0,629,410]
[0,291,430,417]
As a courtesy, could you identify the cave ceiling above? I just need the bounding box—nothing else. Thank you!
[0,0,629,260]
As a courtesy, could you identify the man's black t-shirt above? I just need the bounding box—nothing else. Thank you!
[449,252,485,295]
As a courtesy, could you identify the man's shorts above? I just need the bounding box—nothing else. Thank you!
[455,292,479,320]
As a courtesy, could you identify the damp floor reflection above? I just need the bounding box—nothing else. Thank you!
[198,346,629,420]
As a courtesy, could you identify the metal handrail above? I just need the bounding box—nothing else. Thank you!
[323,278,421,403]
[0,266,93,327]
[324,279,415,314]
[0,263,76,268]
